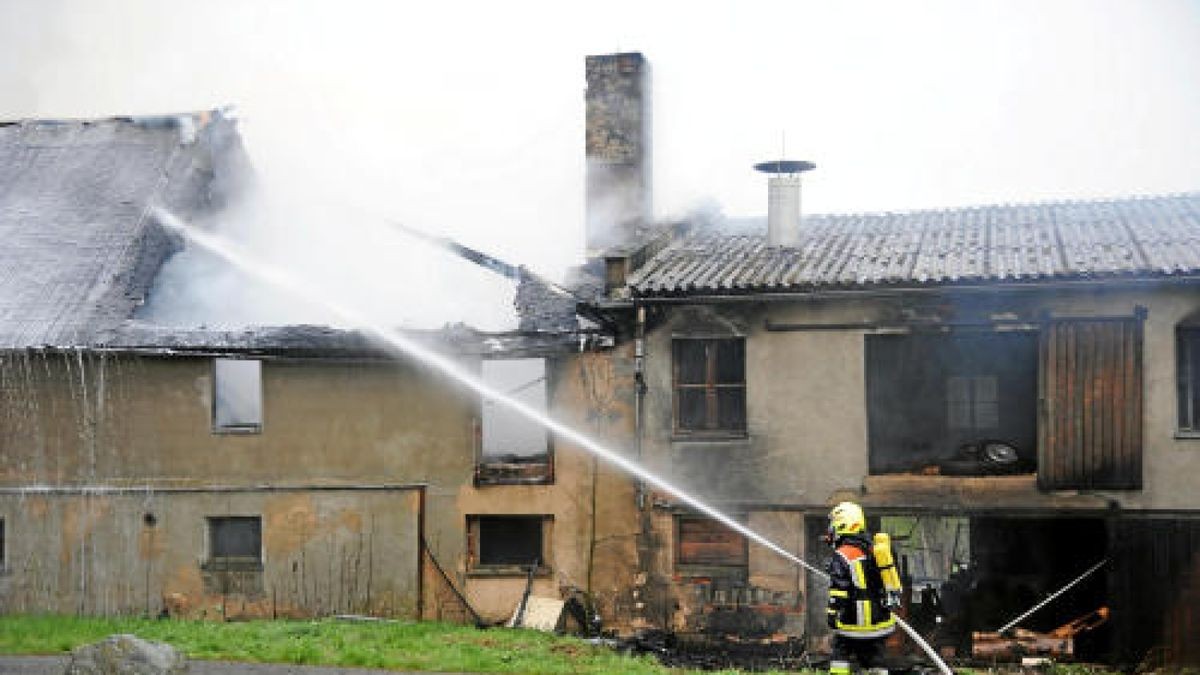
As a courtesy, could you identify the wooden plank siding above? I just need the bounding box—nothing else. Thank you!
[1109,516,1200,668]
[1038,314,1144,490]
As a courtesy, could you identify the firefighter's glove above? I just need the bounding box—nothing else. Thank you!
[826,612,837,630]
[883,591,902,609]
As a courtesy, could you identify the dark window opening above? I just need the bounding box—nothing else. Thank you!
[1178,328,1200,433]
[207,516,262,568]
[468,515,549,573]
[213,359,262,433]
[675,515,748,578]
[0,518,5,570]
[866,331,1037,475]
[673,338,746,435]
[476,358,553,486]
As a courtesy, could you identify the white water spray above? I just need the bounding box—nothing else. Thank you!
[151,207,953,674]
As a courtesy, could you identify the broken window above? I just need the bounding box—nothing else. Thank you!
[673,338,746,434]
[866,331,1037,475]
[467,515,550,573]
[213,359,262,433]
[1177,328,1200,433]
[207,516,262,567]
[676,515,748,573]
[476,358,552,485]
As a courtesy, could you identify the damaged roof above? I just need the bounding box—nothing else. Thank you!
[96,322,596,359]
[0,110,249,347]
[628,192,1200,297]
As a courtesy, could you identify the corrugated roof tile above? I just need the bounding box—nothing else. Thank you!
[629,193,1200,296]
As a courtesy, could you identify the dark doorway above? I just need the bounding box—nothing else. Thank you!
[866,331,1038,474]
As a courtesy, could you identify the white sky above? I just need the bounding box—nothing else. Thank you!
[3,0,1199,327]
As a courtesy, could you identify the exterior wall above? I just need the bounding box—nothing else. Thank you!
[635,283,1200,635]
[0,488,421,618]
[0,351,470,617]
[0,346,644,629]
[454,348,641,629]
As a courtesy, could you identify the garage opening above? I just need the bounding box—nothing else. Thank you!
[806,514,1111,663]
[865,331,1038,475]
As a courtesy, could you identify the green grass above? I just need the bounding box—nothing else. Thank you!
[0,615,757,674]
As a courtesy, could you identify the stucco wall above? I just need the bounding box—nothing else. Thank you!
[0,352,472,618]
[635,284,1200,635]
[455,348,641,627]
[0,488,421,618]
[0,346,644,627]
[640,285,1200,514]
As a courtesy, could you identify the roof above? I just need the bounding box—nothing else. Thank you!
[0,110,249,347]
[92,323,598,359]
[628,192,1200,297]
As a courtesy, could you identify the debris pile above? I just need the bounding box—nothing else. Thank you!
[616,630,814,672]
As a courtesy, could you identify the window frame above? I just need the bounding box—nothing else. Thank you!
[212,358,264,435]
[671,337,748,438]
[946,374,1000,432]
[466,514,552,577]
[475,358,555,486]
[204,516,263,571]
[1178,327,1200,437]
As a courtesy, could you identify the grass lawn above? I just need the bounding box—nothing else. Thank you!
[0,615,1139,674]
[0,615,769,674]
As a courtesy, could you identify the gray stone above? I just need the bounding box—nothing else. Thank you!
[64,634,188,675]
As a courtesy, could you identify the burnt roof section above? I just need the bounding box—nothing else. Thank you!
[0,110,250,347]
[98,322,595,359]
[628,192,1200,297]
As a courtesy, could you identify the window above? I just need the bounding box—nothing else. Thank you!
[467,515,550,573]
[947,375,999,431]
[676,515,748,571]
[207,516,262,567]
[673,338,746,434]
[213,359,262,433]
[481,359,548,458]
[1179,329,1200,433]
[0,518,5,570]
[477,359,552,485]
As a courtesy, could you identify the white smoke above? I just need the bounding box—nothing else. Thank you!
[139,178,521,330]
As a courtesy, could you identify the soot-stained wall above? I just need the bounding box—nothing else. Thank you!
[633,283,1200,640]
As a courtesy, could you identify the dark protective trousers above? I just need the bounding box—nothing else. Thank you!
[829,634,887,674]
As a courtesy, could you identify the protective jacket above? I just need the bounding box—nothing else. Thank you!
[826,534,896,638]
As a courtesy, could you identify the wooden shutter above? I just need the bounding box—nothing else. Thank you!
[1038,313,1144,490]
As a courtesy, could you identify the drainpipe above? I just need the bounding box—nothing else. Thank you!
[632,300,651,629]
[634,303,646,509]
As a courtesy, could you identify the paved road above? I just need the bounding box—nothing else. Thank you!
[0,655,465,674]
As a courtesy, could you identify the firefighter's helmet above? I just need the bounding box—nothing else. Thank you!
[828,501,866,538]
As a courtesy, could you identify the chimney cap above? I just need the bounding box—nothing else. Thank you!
[754,160,815,174]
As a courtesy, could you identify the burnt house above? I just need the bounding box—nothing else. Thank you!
[0,111,640,628]
[592,188,1200,667]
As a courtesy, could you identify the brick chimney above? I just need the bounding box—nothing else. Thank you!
[585,52,652,256]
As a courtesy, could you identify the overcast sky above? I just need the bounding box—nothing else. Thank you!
[3,0,1199,327]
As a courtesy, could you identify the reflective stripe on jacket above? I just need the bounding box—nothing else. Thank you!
[826,536,896,638]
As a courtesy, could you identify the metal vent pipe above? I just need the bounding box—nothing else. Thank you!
[755,160,815,247]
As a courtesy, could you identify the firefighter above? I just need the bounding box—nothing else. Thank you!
[825,501,898,675]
